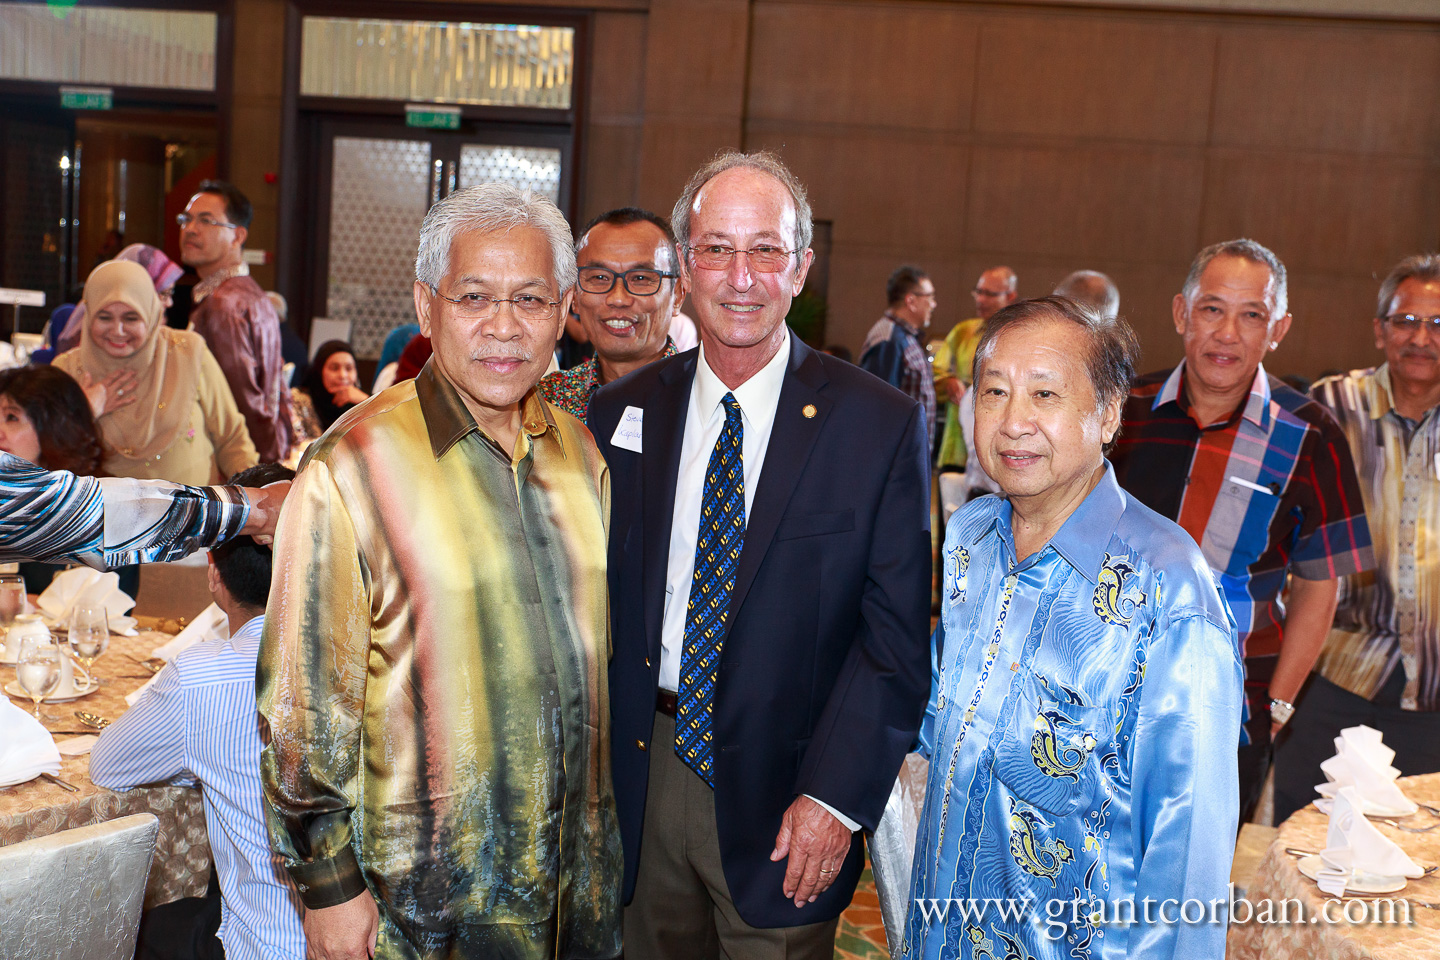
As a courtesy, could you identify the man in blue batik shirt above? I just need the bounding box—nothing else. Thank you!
[905,297,1243,960]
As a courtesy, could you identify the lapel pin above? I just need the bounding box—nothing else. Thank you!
[802,404,817,419]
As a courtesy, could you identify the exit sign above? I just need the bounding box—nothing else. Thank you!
[60,86,113,110]
[405,104,460,130]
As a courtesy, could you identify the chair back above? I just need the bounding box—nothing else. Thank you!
[0,813,159,960]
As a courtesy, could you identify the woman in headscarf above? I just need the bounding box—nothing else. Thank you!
[293,340,368,441]
[55,259,257,486]
[51,243,186,356]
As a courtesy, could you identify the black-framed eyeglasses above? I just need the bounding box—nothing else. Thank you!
[1383,313,1440,333]
[577,267,678,297]
[687,243,795,273]
[437,292,562,321]
[176,213,238,230]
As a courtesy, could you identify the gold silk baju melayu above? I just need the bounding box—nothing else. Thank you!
[257,360,620,959]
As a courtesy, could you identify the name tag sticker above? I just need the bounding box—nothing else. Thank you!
[1434,453,1439,479]
[612,406,644,453]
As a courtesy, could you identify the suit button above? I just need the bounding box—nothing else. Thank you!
[636,740,647,751]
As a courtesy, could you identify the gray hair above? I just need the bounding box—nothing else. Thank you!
[415,183,576,294]
[1376,254,1440,317]
[1180,238,1288,322]
[1052,270,1119,319]
[671,150,813,259]
[973,297,1138,450]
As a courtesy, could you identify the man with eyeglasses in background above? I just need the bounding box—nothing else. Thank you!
[539,207,688,420]
[257,183,620,960]
[859,266,938,459]
[1109,238,1373,826]
[1274,255,1440,822]
[931,265,1017,471]
[590,151,930,960]
[180,180,293,462]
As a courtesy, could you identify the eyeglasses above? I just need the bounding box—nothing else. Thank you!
[577,267,678,297]
[687,244,794,273]
[437,291,561,321]
[973,287,1008,298]
[176,213,237,230]
[1383,313,1440,333]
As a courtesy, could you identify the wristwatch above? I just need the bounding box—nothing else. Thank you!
[1269,697,1296,727]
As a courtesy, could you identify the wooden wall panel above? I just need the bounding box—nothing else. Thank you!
[1212,23,1440,156]
[967,144,1207,263]
[973,13,1216,144]
[1281,272,1389,378]
[583,11,648,221]
[748,2,977,131]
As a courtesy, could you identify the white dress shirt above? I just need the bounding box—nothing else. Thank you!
[658,330,859,831]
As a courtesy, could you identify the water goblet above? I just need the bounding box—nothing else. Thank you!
[68,602,109,683]
[16,639,61,719]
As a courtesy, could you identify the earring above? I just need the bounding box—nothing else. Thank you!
[1268,341,1278,350]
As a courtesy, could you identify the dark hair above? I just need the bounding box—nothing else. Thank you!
[1376,254,1440,318]
[211,462,294,608]
[299,340,359,430]
[577,207,679,272]
[196,179,253,229]
[973,296,1138,451]
[886,266,929,307]
[0,366,103,475]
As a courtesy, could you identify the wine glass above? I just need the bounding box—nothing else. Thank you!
[16,639,60,719]
[0,575,25,631]
[68,602,109,683]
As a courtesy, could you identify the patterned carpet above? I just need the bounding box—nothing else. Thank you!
[835,860,889,960]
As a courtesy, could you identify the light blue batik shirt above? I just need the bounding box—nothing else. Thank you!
[904,462,1242,960]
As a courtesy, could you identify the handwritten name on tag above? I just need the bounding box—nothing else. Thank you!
[612,406,644,453]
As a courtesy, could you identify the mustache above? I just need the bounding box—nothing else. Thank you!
[1402,347,1438,360]
[472,346,533,362]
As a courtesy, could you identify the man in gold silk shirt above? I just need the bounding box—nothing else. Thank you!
[257,184,620,960]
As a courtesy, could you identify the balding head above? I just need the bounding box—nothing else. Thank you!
[1053,270,1119,318]
[972,266,1017,321]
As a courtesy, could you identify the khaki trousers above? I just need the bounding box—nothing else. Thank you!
[622,712,840,960]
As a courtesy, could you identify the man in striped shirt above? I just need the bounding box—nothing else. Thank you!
[1110,239,1373,823]
[91,462,304,960]
[1274,255,1440,821]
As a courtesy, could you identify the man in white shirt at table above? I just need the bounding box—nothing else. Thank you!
[91,462,304,960]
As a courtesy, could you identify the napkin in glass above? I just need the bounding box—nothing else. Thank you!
[0,698,61,787]
[1318,785,1424,896]
[35,567,138,636]
[1315,724,1418,817]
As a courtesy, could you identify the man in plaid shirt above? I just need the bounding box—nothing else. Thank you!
[1110,238,1373,823]
[859,266,938,457]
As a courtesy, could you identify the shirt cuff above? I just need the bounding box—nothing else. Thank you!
[286,845,369,909]
[805,794,861,832]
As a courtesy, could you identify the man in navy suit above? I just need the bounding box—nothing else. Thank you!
[589,151,932,960]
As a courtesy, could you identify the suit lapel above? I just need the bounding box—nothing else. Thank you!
[727,340,830,627]
[641,353,696,663]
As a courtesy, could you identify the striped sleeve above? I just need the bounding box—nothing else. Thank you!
[0,455,106,567]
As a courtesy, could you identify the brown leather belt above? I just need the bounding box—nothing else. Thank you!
[656,688,678,717]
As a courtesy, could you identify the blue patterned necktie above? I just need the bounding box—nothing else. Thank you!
[675,393,746,787]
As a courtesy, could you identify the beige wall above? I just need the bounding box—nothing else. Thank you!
[231,0,1440,377]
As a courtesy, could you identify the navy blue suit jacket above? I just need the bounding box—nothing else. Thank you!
[588,338,932,928]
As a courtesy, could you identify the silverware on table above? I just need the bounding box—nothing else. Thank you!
[125,654,165,675]
[74,711,109,730]
[39,772,78,793]
[1374,817,1440,834]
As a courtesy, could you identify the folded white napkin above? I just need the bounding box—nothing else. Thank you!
[36,568,137,636]
[0,698,61,787]
[1315,724,1418,816]
[126,604,230,707]
[1318,786,1424,895]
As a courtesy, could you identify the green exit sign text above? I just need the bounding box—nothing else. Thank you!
[405,104,460,130]
[60,86,113,110]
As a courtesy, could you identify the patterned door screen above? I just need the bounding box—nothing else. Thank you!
[458,145,561,203]
[327,137,431,360]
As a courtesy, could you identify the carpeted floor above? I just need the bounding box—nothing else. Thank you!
[834,860,889,960]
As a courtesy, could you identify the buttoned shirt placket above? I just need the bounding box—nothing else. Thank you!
[1391,409,1434,709]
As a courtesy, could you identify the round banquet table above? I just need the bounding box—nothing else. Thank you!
[0,618,212,910]
[1228,772,1440,959]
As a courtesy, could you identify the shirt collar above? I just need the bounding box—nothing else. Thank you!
[972,461,1126,584]
[1371,363,1397,421]
[415,359,563,462]
[192,262,249,303]
[224,613,266,654]
[1155,360,1272,430]
[695,327,791,425]
[884,311,922,339]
